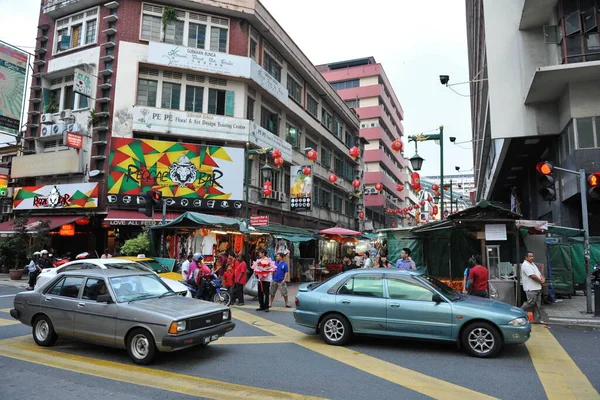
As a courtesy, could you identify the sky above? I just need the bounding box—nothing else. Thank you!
[0,0,474,177]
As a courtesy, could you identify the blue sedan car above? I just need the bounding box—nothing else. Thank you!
[293,269,530,358]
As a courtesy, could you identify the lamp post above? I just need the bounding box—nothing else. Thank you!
[408,125,444,217]
[244,144,273,228]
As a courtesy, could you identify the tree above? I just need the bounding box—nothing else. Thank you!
[121,233,150,256]
[0,215,50,270]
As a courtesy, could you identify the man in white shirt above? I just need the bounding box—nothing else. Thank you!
[520,252,545,324]
[363,253,373,269]
[180,254,193,281]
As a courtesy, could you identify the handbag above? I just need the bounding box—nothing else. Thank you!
[244,273,259,297]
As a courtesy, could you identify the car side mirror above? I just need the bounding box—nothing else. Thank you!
[432,293,443,303]
[96,294,113,304]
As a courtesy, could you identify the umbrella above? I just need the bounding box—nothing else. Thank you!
[319,227,361,236]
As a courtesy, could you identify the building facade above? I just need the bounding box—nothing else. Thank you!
[466,0,600,234]
[7,0,362,252]
[318,57,413,230]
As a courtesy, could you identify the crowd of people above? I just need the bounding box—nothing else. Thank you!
[340,247,418,272]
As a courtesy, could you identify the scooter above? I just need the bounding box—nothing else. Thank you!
[185,274,231,306]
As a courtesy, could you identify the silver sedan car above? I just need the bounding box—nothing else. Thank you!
[10,269,235,364]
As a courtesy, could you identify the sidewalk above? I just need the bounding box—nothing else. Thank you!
[0,273,30,290]
[542,291,600,325]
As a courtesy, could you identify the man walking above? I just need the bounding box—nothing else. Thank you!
[270,253,291,308]
[395,248,416,270]
[466,255,489,297]
[520,252,545,324]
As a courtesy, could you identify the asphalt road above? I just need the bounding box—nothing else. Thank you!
[0,285,598,400]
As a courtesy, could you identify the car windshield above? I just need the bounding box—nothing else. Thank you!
[109,274,172,302]
[419,274,461,301]
[138,260,170,274]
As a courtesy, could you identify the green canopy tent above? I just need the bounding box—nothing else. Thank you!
[149,212,244,231]
[249,223,316,242]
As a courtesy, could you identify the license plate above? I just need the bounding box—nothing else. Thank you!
[211,334,219,341]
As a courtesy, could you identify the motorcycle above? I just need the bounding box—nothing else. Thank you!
[185,273,231,307]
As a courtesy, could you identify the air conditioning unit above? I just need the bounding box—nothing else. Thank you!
[41,113,53,124]
[66,123,81,133]
[60,109,73,120]
[51,123,66,137]
[41,124,54,137]
[277,192,287,203]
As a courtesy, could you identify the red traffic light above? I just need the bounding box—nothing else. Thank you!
[150,189,162,201]
[536,162,553,175]
[588,172,600,187]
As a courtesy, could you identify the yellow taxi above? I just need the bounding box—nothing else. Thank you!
[115,255,184,282]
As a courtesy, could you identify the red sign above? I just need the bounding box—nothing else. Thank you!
[59,224,75,236]
[250,215,269,226]
[66,132,83,149]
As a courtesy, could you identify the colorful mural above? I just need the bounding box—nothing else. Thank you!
[13,183,99,210]
[108,138,244,208]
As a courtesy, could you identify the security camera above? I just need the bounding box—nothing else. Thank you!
[449,137,456,143]
[439,75,450,85]
[455,166,460,171]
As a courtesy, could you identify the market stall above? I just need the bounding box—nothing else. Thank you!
[317,227,362,275]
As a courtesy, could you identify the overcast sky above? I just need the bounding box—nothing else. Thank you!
[0,0,474,177]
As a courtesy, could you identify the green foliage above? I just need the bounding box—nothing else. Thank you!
[121,233,150,256]
[43,98,58,113]
[0,215,51,270]
[161,7,178,41]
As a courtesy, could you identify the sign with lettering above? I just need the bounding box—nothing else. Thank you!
[66,132,83,149]
[73,68,93,98]
[250,215,269,227]
[485,224,507,241]
[131,107,249,142]
[59,224,75,236]
[250,61,288,103]
[249,123,292,162]
[13,183,99,210]
[290,165,312,211]
[108,138,244,210]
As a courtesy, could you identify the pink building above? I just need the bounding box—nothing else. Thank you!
[318,58,407,229]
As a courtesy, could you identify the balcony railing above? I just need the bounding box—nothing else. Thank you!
[42,0,103,18]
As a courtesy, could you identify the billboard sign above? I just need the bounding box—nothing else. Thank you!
[66,132,83,149]
[73,68,93,98]
[108,138,244,211]
[0,42,28,134]
[13,183,99,210]
[290,165,312,211]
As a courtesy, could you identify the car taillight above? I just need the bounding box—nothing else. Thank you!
[295,297,300,307]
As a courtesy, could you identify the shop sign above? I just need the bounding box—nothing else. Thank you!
[0,174,8,197]
[0,41,28,135]
[485,224,507,241]
[13,183,99,210]
[290,165,312,211]
[59,224,75,236]
[249,123,292,162]
[107,138,244,210]
[131,107,249,142]
[250,61,288,104]
[73,68,93,98]
[66,132,83,149]
[250,215,269,227]
[11,150,83,178]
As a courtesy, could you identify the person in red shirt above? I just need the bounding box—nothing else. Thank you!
[466,255,489,298]
[232,252,247,305]
[223,264,234,294]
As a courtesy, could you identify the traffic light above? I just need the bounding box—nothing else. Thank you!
[150,189,163,206]
[588,172,600,200]
[536,161,556,201]
[138,190,162,217]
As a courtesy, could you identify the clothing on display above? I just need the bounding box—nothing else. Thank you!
[276,239,289,255]
[201,234,217,255]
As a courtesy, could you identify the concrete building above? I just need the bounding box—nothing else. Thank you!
[466,0,600,234]
[4,0,362,251]
[318,57,413,230]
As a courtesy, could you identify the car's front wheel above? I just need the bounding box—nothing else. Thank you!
[127,328,157,365]
[320,313,352,346]
[32,315,58,347]
[461,322,501,358]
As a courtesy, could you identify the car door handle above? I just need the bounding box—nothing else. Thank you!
[390,303,401,308]
[77,303,85,308]
[44,297,52,302]
[341,300,351,304]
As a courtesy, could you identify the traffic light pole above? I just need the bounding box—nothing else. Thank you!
[553,166,592,313]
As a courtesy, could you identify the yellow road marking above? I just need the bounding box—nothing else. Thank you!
[0,319,20,327]
[0,336,325,400]
[526,325,599,399]
[233,309,496,400]
[235,304,294,313]
[213,335,291,345]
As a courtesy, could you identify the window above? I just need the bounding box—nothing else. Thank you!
[559,0,600,63]
[249,39,258,60]
[287,74,302,104]
[338,276,383,298]
[210,26,228,52]
[161,82,181,109]
[45,75,89,112]
[386,278,433,302]
[333,194,342,212]
[331,79,359,91]
[577,117,595,148]
[263,52,282,82]
[188,22,207,49]
[137,79,158,107]
[47,276,84,298]
[208,88,226,115]
[321,148,331,168]
[55,8,98,53]
[305,137,318,152]
[164,19,184,45]
[307,92,319,117]
[185,85,203,112]
[64,85,75,110]
[334,157,343,176]
[261,106,279,135]
[83,278,107,301]
[345,132,355,148]
[345,99,359,109]
[247,96,255,120]
[286,123,300,150]
[141,14,162,42]
[321,108,333,131]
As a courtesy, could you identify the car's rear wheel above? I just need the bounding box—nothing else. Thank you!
[212,291,231,307]
[461,322,501,358]
[320,313,352,346]
[127,328,157,365]
[32,315,58,347]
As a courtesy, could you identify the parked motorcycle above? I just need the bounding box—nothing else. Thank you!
[185,274,231,306]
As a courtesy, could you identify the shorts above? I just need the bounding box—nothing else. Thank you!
[270,281,288,296]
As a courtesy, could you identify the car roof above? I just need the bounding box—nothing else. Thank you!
[114,256,154,262]
[63,258,138,266]
[60,269,155,278]
[347,268,424,276]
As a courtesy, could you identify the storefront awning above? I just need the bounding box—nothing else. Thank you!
[0,215,81,234]
[249,223,316,242]
[105,210,183,226]
[149,211,243,230]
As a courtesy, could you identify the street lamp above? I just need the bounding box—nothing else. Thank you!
[260,163,274,181]
[409,153,425,171]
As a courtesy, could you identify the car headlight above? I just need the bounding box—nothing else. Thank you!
[168,321,187,334]
[223,310,230,320]
[508,317,528,326]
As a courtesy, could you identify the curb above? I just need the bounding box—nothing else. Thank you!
[548,317,600,325]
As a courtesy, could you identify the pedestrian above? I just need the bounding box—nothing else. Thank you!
[180,254,193,281]
[270,252,291,308]
[520,252,545,324]
[395,248,416,270]
[342,255,354,272]
[100,248,112,259]
[353,252,363,269]
[363,252,373,268]
[26,252,39,276]
[252,248,276,312]
[376,256,392,268]
[233,252,247,306]
[462,259,473,294]
[466,255,489,298]
[223,263,234,297]
[27,249,51,290]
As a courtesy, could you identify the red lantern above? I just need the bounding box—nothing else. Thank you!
[75,218,89,226]
[263,185,273,197]
[375,183,383,192]
[427,195,433,203]
[420,200,426,207]
[302,166,311,175]
[306,149,318,161]
[349,146,360,159]
[444,185,449,191]
[264,180,272,188]
[432,205,439,215]
[328,174,338,184]
[414,204,420,210]
[431,183,439,192]
[358,210,364,220]
[391,139,403,152]
[274,157,284,168]
[403,208,408,213]
[271,148,282,159]
[434,190,441,197]
[352,179,361,189]
[408,205,413,211]
[396,183,404,192]
[410,172,421,191]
